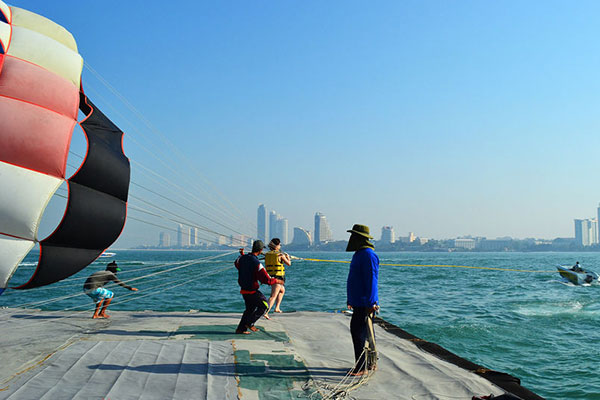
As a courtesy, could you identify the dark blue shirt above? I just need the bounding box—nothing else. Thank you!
[346,248,379,307]
[237,254,261,292]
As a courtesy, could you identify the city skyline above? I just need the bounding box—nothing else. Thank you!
[22,1,600,249]
[147,199,599,249]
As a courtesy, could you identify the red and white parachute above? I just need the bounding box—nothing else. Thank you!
[0,2,130,294]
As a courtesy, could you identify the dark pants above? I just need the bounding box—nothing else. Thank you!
[350,306,377,372]
[236,290,268,332]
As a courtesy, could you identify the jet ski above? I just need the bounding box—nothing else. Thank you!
[557,266,599,285]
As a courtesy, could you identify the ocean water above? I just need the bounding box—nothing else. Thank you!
[2,250,600,399]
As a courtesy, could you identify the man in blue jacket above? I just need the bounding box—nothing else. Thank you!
[346,224,379,376]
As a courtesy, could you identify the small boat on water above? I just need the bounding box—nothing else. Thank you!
[99,252,116,258]
[557,266,599,285]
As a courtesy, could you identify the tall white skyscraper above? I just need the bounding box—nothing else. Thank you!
[159,232,170,247]
[574,218,598,247]
[314,212,332,244]
[177,224,190,247]
[381,226,395,244]
[277,218,288,244]
[177,224,184,247]
[597,203,600,244]
[257,204,267,242]
[190,227,199,246]
[269,211,278,240]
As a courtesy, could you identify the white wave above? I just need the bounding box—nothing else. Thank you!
[514,300,600,317]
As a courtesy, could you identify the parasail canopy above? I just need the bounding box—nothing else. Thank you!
[0,1,130,294]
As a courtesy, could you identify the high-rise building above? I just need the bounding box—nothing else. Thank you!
[574,218,598,247]
[177,224,184,247]
[269,211,278,240]
[597,203,600,243]
[190,227,199,246]
[257,204,267,242]
[177,224,190,247]
[277,218,289,244]
[291,227,312,246]
[314,212,332,245]
[159,232,170,247]
[380,226,395,244]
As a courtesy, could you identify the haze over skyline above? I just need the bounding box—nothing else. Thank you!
[16,1,600,248]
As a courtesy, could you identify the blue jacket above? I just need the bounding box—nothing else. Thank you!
[346,248,379,307]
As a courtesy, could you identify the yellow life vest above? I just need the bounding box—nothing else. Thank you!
[265,250,285,277]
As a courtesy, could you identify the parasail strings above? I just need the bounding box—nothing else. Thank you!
[83,62,245,222]
[0,251,238,326]
[80,72,255,239]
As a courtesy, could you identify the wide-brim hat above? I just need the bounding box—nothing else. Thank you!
[347,224,373,239]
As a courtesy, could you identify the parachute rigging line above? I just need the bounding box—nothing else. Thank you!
[0,251,237,320]
[0,261,236,330]
[59,161,253,245]
[82,64,252,229]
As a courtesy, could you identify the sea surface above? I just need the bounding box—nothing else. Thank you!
[2,250,600,399]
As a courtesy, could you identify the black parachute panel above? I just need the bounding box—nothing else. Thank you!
[16,93,130,289]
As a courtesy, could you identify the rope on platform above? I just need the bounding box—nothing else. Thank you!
[298,258,554,274]
[304,347,374,400]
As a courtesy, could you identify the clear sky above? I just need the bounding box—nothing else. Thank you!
[12,0,600,246]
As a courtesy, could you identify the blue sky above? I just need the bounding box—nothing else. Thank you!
[13,0,600,245]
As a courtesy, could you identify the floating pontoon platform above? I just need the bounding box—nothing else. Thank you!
[0,309,542,399]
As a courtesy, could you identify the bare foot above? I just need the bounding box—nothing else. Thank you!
[274,309,282,313]
[249,326,259,332]
[235,329,251,334]
[98,313,110,318]
[92,315,101,319]
[349,369,368,376]
[264,314,271,320]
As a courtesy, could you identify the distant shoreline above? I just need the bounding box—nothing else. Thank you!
[123,248,600,253]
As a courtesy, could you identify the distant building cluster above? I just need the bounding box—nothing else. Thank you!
[258,206,337,248]
[257,204,289,244]
[573,203,600,247]
[140,203,600,252]
[155,224,252,249]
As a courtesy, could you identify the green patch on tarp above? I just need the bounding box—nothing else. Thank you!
[173,324,289,342]
[235,350,318,400]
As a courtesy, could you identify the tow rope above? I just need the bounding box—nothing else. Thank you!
[298,258,553,274]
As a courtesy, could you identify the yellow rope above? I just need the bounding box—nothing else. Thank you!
[300,258,553,274]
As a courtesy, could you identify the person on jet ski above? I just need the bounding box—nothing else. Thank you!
[571,261,584,272]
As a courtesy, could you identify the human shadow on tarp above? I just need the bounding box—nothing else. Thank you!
[129,313,236,319]
[84,329,170,337]
[10,314,64,320]
[172,325,289,342]
[87,363,347,378]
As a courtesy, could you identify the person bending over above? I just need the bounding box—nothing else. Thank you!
[83,261,138,319]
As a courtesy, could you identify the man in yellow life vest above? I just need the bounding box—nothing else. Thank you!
[264,238,292,319]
